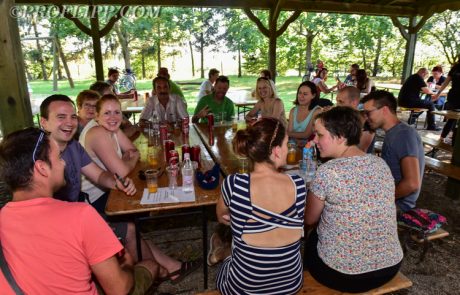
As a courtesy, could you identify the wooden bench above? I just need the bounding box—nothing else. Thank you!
[373,141,460,181]
[420,135,453,157]
[196,271,412,295]
[399,226,450,262]
[397,107,428,128]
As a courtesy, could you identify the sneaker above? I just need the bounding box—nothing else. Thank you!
[426,126,441,131]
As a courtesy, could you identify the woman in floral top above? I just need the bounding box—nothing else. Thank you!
[305,106,403,293]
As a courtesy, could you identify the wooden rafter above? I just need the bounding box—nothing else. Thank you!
[15,0,460,17]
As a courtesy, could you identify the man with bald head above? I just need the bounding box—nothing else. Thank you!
[398,68,439,130]
[336,86,375,153]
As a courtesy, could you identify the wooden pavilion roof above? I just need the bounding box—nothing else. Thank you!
[14,0,460,17]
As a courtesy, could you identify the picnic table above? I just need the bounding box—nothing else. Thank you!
[105,122,258,287]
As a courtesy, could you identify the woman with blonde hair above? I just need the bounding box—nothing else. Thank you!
[245,77,287,126]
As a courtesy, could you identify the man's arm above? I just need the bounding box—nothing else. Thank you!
[91,255,134,295]
[81,162,136,195]
[395,156,421,199]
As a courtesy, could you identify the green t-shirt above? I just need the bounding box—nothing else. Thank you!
[194,93,235,123]
[169,81,184,98]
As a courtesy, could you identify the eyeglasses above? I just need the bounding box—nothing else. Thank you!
[83,103,97,109]
[362,107,382,117]
[32,129,46,163]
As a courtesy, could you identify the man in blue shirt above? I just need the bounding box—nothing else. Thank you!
[362,90,425,211]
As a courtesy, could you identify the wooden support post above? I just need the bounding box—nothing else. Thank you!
[391,10,433,84]
[401,17,417,83]
[0,0,33,136]
[446,126,460,199]
[244,1,300,82]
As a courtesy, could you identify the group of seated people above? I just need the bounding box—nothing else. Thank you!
[0,61,450,294]
[398,59,460,144]
[210,92,416,294]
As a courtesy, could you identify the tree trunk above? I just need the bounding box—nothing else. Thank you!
[114,24,131,70]
[189,40,195,77]
[200,32,204,79]
[238,45,242,78]
[32,19,48,81]
[89,6,104,80]
[372,36,382,77]
[156,21,161,71]
[141,50,146,79]
[305,32,314,75]
[361,49,367,70]
[56,36,74,88]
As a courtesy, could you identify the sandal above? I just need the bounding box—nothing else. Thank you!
[169,259,201,285]
[207,233,226,266]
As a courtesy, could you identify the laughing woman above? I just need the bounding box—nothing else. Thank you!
[245,77,287,126]
[304,106,403,293]
[79,94,140,213]
[79,94,200,285]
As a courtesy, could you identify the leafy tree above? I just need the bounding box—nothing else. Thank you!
[219,9,263,77]
[423,10,460,65]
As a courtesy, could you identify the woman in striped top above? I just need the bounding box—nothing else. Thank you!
[215,118,307,295]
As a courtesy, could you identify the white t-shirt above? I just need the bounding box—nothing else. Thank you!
[197,80,213,99]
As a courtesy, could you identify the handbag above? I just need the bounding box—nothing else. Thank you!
[398,208,447,236]
[0,239,24,295]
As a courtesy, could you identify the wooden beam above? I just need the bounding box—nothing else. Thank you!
[272,0,285,26]
[243,8,269,37]
[0,0,34,136]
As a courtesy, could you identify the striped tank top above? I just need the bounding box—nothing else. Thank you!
[216,173,306,295]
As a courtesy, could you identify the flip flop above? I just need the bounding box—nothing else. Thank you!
[169,259,201,285]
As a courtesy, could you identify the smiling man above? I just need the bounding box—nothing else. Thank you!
[39,94,135,203]
[139,76,188,124]
[362,90,425,211]
[192,75,235,123]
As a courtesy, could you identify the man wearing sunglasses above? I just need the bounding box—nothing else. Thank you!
[362,91,425,212]
[0,128,157,294]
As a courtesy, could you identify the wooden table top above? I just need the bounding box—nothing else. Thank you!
[193,123,243,176]
[234,100,257,107]
[120,99,146,113]
[105,126,222,216]
[432,110,460,120]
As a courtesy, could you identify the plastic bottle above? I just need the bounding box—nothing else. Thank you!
[182,153,194,192]
[151,110,160,136]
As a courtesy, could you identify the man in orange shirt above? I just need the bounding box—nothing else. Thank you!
[0,128,155,294]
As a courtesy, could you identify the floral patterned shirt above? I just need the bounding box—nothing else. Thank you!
[311,154,403,274]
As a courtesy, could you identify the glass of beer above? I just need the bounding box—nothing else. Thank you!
[287,143,297,165]
[238,157,249,174]
[147,147,160,169]
[145,169,159,193]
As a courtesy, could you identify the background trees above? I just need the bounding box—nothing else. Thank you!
[17,6,459,82]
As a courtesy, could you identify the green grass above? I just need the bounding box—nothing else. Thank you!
[28,75,399,114]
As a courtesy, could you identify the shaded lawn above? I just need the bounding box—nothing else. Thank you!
[29,75,400,115]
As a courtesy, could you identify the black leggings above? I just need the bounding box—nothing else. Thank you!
[304,229,402,293]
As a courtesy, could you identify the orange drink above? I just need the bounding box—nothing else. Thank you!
[145,169,159,194]
[147,182,158,193]
[148,147,159,168]
[287,143,297,164]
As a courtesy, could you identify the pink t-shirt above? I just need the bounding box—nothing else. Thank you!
[0,197,122,294]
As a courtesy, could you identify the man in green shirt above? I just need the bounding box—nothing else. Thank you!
[192,76,235,123]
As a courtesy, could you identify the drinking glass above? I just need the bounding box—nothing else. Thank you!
[145,169,159,193]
